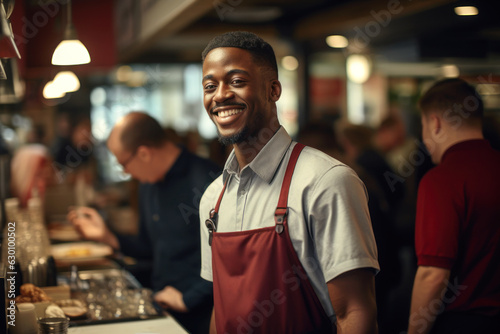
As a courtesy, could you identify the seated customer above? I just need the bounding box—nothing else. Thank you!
[68,112,220,334]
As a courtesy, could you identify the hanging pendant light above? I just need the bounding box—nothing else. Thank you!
[43,80,65,99]
[51,0,90,66]
[53,70,80,92]
[43,70,80,99]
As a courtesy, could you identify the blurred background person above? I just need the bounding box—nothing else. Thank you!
[68,112,220,334]
[341,122,405,212]
[51,113,96,174]
[337,122,403,333]
[10,144,55,207]
[374,115,407,159]
[409,78,500,334]
[296,122,343,158]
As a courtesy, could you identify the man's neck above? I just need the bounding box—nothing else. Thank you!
[233,125,280,170]
[437,128,484,164]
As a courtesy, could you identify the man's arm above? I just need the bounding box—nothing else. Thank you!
[328,268,377,334]
[68,206,120,250]
[408,266,450,334]
[154,286,188,313]
[209,308,217,334]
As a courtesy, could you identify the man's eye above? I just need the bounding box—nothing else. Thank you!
[231,79,244,85]
[204,84,216,91]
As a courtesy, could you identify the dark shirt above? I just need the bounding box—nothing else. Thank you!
[117,148,221,309]
[356,147,405,211]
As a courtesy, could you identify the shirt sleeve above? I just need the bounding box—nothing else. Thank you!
[415,172,460,269]
[309,165,380,283]
[182,278,213,310]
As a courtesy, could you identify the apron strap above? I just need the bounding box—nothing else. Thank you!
[213,176,229,218]
[275,143,305,234]
[205,176,230,245]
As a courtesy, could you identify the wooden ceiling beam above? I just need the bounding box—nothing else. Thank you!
[118,0,214,63]
[294,0,459,40]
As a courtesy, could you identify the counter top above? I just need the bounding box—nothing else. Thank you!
[68,316,188,334]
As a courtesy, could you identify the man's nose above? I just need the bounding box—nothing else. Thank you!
[214,84,234,102]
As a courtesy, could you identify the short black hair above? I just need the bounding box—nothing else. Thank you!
[419,78,484,123]
[202,31,278,75]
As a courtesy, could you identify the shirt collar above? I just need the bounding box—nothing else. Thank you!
[159,146,187,183]
[222,127,292,184]
[442,139,490,162]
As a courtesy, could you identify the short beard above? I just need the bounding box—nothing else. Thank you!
[218,126,250,146]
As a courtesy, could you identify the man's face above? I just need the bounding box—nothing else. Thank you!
[107,130,148,183]
[202,47,277,145]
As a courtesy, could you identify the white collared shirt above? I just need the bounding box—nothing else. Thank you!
[200,127,379,321]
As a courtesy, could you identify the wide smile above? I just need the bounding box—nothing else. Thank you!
[212,107,246,125]
[216,108,243,119]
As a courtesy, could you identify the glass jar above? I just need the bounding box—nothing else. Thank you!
[1,197,53,286]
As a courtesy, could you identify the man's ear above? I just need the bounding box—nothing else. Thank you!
[269,79,282,102]
[430,113,442,135]
[137,145,152,162]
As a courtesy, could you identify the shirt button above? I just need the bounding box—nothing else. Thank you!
[153,214,159,221]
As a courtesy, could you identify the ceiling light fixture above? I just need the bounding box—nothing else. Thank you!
[326,35,349,48]
[53,71,80,93]
[441,64,460,78]
[51,0,91,65]
[281,56,299,71]
[346,54,372,84]
[454,6,478,16]
[43,80,65,99]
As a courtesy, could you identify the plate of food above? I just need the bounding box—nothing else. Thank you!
[51,242,113,263]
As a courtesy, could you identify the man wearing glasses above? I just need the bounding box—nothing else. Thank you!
[68,112,221,334]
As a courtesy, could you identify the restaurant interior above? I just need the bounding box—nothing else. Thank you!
[1,0,500,333]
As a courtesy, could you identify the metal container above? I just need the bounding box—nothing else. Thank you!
[38,317,69,334]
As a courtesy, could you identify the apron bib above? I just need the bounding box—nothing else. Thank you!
[206,143,334,333]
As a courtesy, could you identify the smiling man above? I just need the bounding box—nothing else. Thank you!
[199,31,379,334]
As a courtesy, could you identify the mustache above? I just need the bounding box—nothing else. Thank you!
[210,102,246,114]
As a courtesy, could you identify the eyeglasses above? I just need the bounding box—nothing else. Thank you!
[118,149,137,171]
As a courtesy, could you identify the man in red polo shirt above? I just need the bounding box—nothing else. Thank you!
[408,78,500,334]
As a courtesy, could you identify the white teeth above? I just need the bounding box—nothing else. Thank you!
[218,109,242,118]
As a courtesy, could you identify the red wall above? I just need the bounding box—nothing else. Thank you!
[11,0,116,79]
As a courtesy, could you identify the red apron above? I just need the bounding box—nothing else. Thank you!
[205,143,334,333]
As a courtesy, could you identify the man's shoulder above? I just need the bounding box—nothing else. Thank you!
[299,145,345,166]
[297,145,354,178]
[419,165,447,187]
[290,145,363,195]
